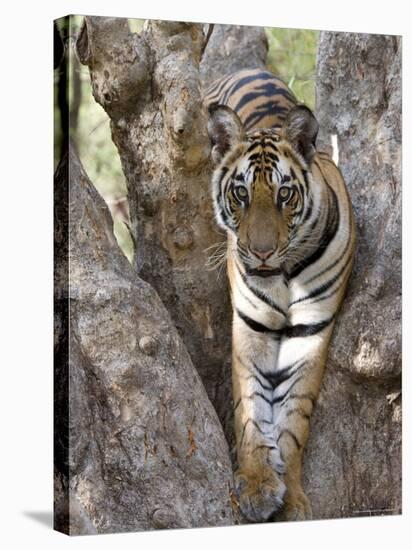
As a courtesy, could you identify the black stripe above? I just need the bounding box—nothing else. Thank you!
[222,71,274,105]
[235,282,259,309]
[247,152,262,162]
[243,373,273,391]
[241,97,287,119]
[289,184,340,279]
[252,359,305,390]
[237,240,249,253]
[215,166,228,213]
[297,181,305,200]
[236,263,335,337]
[254,80,297,102]
[264,151,280,163]
[217,204,231,227]
[263,137,282,149]
[306,240,352,286]
[305,209,354,285]
[302,195,313,224]
[244,391,275,406]
[238,268,287,317]
[235,354,276,391]
[309,284,341,304]
[246,142,262,154]
[237,309,280,335]
[205,72,234,99]
[238,306,334,339]
[234,92,275,113]
[301,169,310,188]
[283,316,334,337]
[309,258,353,304]
[215,167,235,229]
[290,252,353,305]
[244,105,289,131]
[272,374,304,404]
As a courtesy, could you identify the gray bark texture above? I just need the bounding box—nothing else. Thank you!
[200,24,268,87]
[301,32,402,518]
[76,17,239,446]
[54,145,236,534]
[65,17,402,530]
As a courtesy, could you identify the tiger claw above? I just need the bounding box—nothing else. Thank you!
[277,489,312,521]
[234,467,286,523]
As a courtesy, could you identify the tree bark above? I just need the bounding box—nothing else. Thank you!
[54,144,235,534]
[301,32,402,518]
[200,24,268,86]
[73,19,402,523]
[76,16,238,443]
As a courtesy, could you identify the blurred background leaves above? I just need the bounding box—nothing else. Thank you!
[266,27,318,107]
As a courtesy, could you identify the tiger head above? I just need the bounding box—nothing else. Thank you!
[208,104,320,278]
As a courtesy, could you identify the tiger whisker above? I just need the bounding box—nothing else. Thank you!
[205,254,226,268]
[205,247,227,272]
[203,241,227,254]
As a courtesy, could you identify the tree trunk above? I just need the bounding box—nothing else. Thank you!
[54,143,236,534]
[71,18,402,524]
[301,32,402,518]
[76,17,254,448]
[200,24,268,86]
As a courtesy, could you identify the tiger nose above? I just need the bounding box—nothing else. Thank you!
[250,246,276,261]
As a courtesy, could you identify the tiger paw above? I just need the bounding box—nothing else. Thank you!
[279,489,312,521]
[234,466,286,523]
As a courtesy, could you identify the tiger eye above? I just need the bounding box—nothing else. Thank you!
[278,186,293,201]
[234,185,248,201]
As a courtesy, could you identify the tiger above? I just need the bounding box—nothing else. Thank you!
[205,68,355,522]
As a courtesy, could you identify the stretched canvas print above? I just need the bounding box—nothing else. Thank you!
[54,15,402,535]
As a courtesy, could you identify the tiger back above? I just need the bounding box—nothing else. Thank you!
[206,68,355,522]
[205,68,297,131]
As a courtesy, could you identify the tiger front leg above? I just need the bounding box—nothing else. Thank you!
[271,328,334,521]
[232,340,286,522]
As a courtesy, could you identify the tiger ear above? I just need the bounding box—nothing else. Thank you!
[207,104,245,163]
[283,105,319,165]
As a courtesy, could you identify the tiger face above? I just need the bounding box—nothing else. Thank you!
[208,104,320,279]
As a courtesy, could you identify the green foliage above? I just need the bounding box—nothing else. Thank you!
[128,18,144,33]
[65,16,136,264]
[265,27,319,109]
[74,75,134,263]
